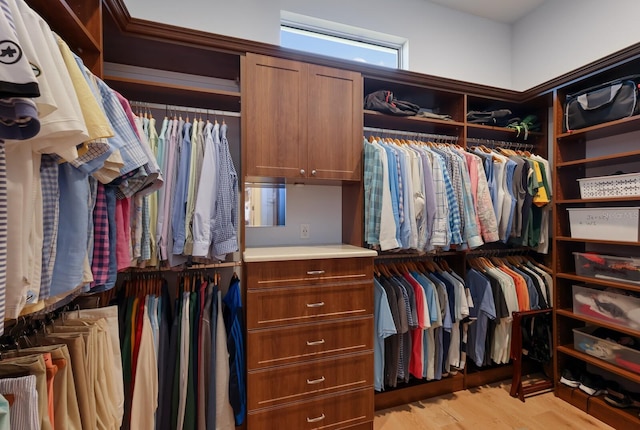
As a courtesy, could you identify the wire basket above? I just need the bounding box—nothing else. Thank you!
[577,172,640,199]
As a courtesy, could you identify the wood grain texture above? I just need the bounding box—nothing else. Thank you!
[374,383,614,430]
[248,352,372,410]
[246,316,373,369]
[246,258,372,290]
[307,64,363,181]
[244,53,308,178]
[246,281,373,329]
[248,388,374,430]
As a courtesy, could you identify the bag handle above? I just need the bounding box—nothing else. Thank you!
[577,83,623,110]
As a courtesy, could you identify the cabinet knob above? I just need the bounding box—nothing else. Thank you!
[306,376,326,385]
[311,169,317,176]
[306,339,325,346]
[306,414,325,423]
[300,169,305,175]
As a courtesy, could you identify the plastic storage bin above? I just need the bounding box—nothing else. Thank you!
[573,252,640,284]
[577,172,640,199]
[567,207,640,242]
[573,326,640,373]
[572,284,640,330]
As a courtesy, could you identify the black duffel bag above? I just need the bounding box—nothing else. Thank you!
[363,90,420,116]
[565,76,640,131]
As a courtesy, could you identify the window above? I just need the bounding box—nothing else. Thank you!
[280,20,405,69]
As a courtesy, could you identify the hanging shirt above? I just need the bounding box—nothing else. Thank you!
[223,276,246,425]
[373,279,396,391]
[364,139,383,246]
[192,122,218,257]
[212,123,238,258]
[373,141,398,251]
[172,122,192,255]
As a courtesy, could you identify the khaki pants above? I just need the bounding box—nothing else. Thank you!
[0,354,52,430]
[42,333,93,430]
[10,344,82,430]
[65,306,124,427]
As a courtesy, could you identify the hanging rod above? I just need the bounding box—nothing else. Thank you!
[363,126,459,144]
[130,100,241,118]
[465,246,532,257]
[467,137,534,151]
[374,250,458,262]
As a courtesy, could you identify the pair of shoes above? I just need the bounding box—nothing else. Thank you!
[560,368,581,388]
[604,381,640,408]
[578,372,606,396]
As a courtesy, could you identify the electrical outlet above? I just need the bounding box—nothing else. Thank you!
[300,224,310,239]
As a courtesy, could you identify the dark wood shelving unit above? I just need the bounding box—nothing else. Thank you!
[552,57,640,429]
[556,308,640,337]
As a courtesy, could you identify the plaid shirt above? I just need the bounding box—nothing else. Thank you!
[212,123,238,257]
[363,139,383,246]
[38,154,58,300]
[90,183,109,287]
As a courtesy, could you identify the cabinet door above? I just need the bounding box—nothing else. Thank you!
[307,65,363,181]
[244,53,308,178]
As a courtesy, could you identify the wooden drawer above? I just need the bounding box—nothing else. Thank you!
[246,282,373,329]
[247,317,373,369]
[246,258,372,289]
[248,352,373,410]
[247,388,373,430]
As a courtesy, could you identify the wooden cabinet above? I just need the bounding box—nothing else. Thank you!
[244,53,363,181]
[552,62,640,429]
[245,256,374,430]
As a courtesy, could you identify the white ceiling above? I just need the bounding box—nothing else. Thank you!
[427,0,547,23]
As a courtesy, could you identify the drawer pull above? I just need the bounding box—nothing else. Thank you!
[306,301,325,308]
[306,413,325,423]
[306,339,325,346]
[306,376,326,385]
[306,270,325,275]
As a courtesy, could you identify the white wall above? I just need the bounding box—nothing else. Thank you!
[512,0,640,91]
[244,184,342,247]
[123,0,513,88]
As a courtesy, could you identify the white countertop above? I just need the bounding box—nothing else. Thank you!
[243,244,378,262]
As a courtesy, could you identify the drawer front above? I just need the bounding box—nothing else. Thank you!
[246,258,373,289]
[247,388,373,430]
[247,317,373,369]
[246,282,373,329]
[248,352,373,410]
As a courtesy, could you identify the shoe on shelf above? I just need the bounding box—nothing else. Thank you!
[578,372,606,396]
[604,382,640,409]
[559,368,581,388]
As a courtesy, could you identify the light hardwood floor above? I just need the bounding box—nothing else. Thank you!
[374,382,615,430]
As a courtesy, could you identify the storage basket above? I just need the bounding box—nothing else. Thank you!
[573,326,640,373]
[567,207,640,242]
[577,172,640,199]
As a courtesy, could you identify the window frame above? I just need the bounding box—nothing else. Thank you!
[280,20,407,70]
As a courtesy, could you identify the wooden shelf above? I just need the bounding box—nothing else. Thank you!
[555,236,640,246]
[588,395,640,429]
[26,0,101,53]
[556,196,640,204]
[126,261,242,272]
[557,345,640,384]
[363,110,463,135]
[556,308,640,337]
[104,75,241,112]
[467,123,543,139]
[558,114,640,141]
[556,272,640,293]
[556,148,640,168]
